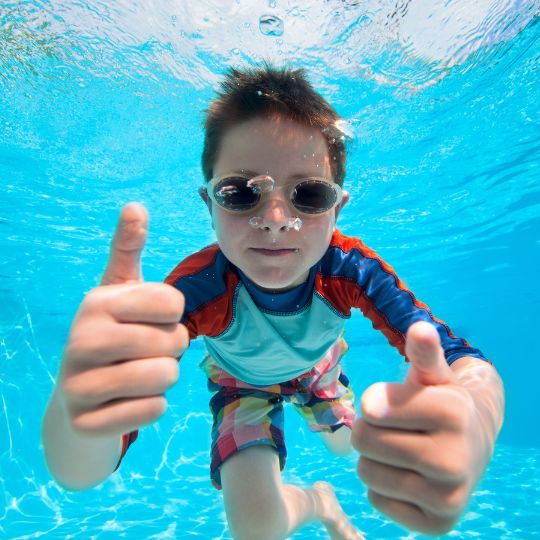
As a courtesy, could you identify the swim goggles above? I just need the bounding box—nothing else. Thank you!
[202,174,343,215]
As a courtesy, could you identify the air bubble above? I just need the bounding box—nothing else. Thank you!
[335,119,354,138]
[285,217,303,231]
[247,175,274,193]
[259,14,284,36]
[249,216,265,229]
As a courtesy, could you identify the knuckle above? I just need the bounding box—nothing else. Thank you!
[63,339,80,362]
[366,488,383,511]
[437,455,467,480]
[167,358,180,384]
[172,324,189,355]
[148,283,185,319]
[424,436,468,481]
[81,287,106,313]
[62,376,82,403]
[66,319,111,365]
[65,324,88,355]
[63,370,112,408]
[441,484,468,514]
[167,285,186,317]
[66,331,103,364]
[144,396,167,422]
[356,456,371,482]
[442,406,466,430]
[159,358,180,389]
[350,418,367,451]
[71,414,98,436]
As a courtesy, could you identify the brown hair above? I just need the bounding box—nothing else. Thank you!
[201,63,348,186]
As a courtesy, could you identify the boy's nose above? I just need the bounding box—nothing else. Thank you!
[257,195,295,233]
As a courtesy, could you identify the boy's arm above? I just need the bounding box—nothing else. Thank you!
[42,204,186,491]
[42,389,123,491]
[352,322,505,536]
[326,233,504,532]
[324,231,489,364]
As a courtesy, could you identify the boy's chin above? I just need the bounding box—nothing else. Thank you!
[244,269,308,292]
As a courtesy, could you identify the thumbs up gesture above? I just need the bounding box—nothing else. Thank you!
[352,321,492,535]
[58,203,188,438]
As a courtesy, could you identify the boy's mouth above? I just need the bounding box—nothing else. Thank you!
[249,247,299,256]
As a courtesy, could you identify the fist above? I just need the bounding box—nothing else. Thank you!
[59,203,189,438]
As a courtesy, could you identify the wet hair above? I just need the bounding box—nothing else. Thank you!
[201,63,348,186]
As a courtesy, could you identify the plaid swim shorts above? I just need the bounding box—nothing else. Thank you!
[201,336,356,489]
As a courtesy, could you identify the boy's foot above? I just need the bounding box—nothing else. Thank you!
[312,481,365,540]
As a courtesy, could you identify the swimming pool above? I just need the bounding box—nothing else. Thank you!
[1,1,539,538]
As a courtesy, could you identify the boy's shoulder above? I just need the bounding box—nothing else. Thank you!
[164,243,230,286]
[164,243,238,338]
[327,229,378,259]
[318,229,380,276]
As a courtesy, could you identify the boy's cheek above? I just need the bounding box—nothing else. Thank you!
[214,212,242,237]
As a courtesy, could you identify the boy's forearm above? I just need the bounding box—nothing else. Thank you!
[41,389,123,491]
[450,356,505,462]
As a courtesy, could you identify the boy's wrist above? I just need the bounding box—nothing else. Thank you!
[451,357,505,465]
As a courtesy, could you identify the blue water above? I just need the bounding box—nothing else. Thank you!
[1,1,539,538]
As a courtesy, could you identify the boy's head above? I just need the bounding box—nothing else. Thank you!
[202,63,348,186]
[199,64,350,292]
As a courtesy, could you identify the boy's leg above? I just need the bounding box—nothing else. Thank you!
[203,353,362,539]
[294,341,357,458]
[220,445,364,540]
[319,425,354,456]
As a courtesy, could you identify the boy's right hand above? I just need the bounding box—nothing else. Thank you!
[58,203,188,438]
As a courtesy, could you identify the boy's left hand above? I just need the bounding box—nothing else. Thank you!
[351,321,491,536]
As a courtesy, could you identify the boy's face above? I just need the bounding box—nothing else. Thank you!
[201,115,348,291]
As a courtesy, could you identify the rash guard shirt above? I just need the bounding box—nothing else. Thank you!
[164,229,489,386]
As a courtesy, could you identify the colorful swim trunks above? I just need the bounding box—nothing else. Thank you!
[201,336,356,489]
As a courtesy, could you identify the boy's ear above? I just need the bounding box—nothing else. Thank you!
[199,186,212,214]
[334,189,349,221]
[199,186,215,230]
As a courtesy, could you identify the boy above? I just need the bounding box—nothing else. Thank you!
[42,65,504,539]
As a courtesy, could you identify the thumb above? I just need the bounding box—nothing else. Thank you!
[101,202,148,285]
[405,321,456,386]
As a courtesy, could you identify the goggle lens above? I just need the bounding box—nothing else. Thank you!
[292,179,338,214]
[214,176,260,210]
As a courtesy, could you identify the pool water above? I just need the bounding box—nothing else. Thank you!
[1,1,539,538]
